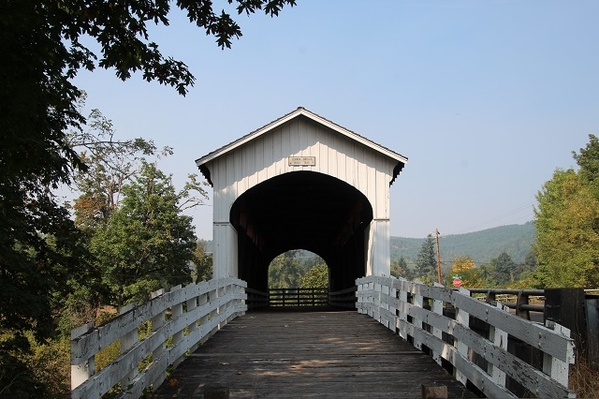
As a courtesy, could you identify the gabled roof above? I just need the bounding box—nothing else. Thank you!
[195,107,408,185]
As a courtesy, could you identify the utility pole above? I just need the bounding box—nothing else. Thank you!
[435,228,442,285]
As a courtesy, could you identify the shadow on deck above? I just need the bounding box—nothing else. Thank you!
[152,310,477,398]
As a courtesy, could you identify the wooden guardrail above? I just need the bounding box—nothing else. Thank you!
[329,286,357,308]
[468,288,545,319]
[70,277,247,399]
[246,286,357,309]
[356,276,576,399]
[269,287,328,307]
[246,287,269,309]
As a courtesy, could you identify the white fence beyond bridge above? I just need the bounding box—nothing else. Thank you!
[356,276,576,398]
[70,278,247,399]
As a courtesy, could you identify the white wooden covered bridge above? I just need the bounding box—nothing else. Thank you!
[195,107,408,292]
[70,109,576,399]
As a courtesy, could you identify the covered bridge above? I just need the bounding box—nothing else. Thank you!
[195,107,407,293]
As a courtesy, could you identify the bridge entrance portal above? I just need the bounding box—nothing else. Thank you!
[230,171,373,292]
[195,107,407,293]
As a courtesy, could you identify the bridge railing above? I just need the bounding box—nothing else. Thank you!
[245,286,357,309]
[269,287,329,307]
[468,288,545,320]
[70,277,247,399]
[329,286,357,309]
[356,276,576,399]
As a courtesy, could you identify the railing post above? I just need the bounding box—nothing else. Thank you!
[431,283,444,366]
[516,291,531,320]
[209,281,221,335]
[217,283,226,328]
[70,321,95,392]
[412,285,424,350]
[374,279,382,322]
[151,289,166,385]
[454,287,470,385]
[199,283,210,344]
[543,320,574,388]
[356,280,365,313]
[119,302,139,391]
[171,285,184,369]
[187,292,199,353]
[397,281,409,341]
[488,302,507,388]
[389,279,398,333]
[380,279,390,329]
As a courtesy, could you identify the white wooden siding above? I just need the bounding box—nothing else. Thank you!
[208,118,397,223]
[205,116,402,278]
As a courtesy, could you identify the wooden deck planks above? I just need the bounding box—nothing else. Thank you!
[152,311,477,398]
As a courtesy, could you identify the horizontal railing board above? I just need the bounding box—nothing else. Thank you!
[401,319,516,399]
[71,278,245,361]
[451,292,572,362]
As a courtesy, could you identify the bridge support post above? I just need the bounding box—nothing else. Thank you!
[213,222,238,279]
[366,219,391,277]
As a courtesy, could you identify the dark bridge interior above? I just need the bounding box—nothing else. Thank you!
[230,171,373,293]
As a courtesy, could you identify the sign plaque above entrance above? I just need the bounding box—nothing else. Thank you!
[288,156,316,166]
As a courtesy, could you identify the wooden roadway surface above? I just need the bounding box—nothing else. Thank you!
[153,310,477,398]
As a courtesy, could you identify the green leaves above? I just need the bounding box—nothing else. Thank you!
[91,162,198,306]
[300,263,328,288]
[533,135,599,288]
[415,234,436,280]
[1,0,295,394]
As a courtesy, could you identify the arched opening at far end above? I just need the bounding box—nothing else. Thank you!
[268,250,329,289]
[267,249,330,308]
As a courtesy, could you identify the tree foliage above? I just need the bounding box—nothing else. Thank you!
[67,100,169,231]
[193,239,213,283]
[391,256,412,279]
[300,263,328,288]
[479,252,516,287]
[268,250,304,289]
[415,234,436,281]
[391,223,535,267]
[534,136,599,288]
[1,0,295,394]
[448,256,482,288]
[91,161,199,306]
[268,251,328,288]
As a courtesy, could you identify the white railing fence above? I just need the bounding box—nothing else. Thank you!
[70,277,247,399]
[356,276,576,399]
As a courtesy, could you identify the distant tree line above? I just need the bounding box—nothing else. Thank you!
[391,237,536,288]
[393,134,599,290]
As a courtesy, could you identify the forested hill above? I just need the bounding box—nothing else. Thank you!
[201,222,536,266]
[391,222,536,266]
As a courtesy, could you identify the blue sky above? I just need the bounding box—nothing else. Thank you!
[73,0,599,239]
